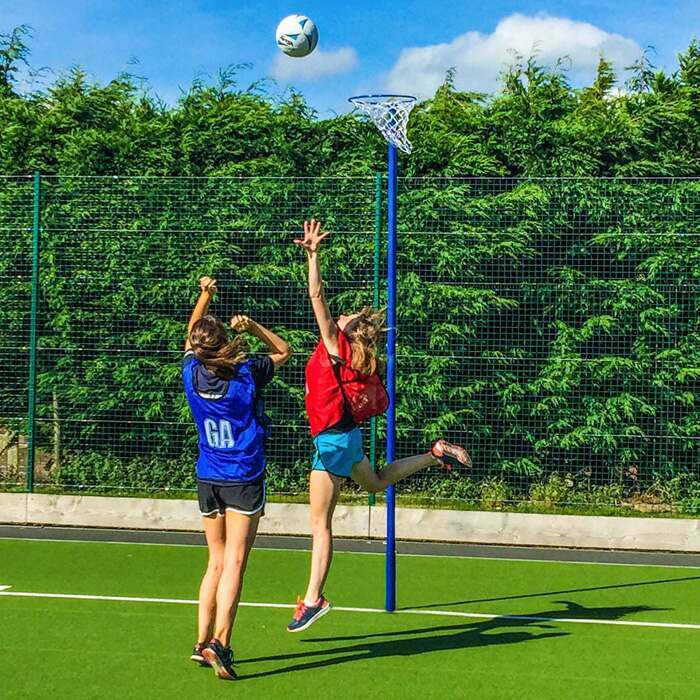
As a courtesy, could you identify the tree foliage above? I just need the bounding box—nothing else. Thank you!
[1,28,700,509]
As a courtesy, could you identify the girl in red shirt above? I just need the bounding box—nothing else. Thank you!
[287,220,471,632]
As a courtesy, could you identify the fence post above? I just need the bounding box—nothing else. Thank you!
[27,171,41,493]
[369,172,382,507]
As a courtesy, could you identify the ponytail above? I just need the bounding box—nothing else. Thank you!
[345,306,386,375]
[188,315,247,380]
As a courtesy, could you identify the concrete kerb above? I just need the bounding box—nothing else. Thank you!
[0,492,698,552]
[370,506,700,551]
[0,493,28,524]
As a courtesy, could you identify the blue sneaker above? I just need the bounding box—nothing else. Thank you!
[287,595,331,632]
[201,639,237,680]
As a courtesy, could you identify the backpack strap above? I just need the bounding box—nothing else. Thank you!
[330,354,351,410]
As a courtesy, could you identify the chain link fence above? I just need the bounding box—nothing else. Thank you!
[1,175,699,514]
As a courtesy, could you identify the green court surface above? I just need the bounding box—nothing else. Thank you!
[1,538,698,699]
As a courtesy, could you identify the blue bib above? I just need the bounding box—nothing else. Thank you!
[182,357,266,482]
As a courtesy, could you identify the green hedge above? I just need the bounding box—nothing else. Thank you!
[1,30,700,510]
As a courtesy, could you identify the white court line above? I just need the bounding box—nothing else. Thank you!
[1,589,699,631]
[1,536,698,569]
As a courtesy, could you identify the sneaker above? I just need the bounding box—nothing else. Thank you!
[190,642,209,666]
[431,439,471,470]
[201,639,237,681]
[287,595,331,633]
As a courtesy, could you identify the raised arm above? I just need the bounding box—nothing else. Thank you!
[294,219,338,355]
[184,276,217,351]
[231,315,292,367]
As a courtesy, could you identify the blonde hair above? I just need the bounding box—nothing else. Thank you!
[188,315,247,380]
[344,306,386,375]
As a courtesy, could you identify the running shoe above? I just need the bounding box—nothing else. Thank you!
[190,642,209,666]
[201,639,237,680]
[431,439,472,470]
[287,595,331,632]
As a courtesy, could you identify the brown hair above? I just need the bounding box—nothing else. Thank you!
[188,315,247,380]
[344,306,386,375]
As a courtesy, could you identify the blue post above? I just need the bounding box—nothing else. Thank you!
[385,143,398,612]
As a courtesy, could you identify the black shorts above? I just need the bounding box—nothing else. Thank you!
[197,478,266,517]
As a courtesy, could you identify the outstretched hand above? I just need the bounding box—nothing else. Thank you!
[230,314,252,333]
[294,219,329,254]
[199,276,218,295]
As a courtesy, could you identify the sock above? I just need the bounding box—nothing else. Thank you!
[303,595,320,607]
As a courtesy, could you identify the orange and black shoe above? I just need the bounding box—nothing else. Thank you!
[190,642,210,666]
[287,595,331,632]
[201,639,237,680]
[431,439,472,470]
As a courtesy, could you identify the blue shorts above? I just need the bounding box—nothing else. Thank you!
[312,427,364,478]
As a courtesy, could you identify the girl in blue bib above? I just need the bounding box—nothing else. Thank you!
[183,276,292,680]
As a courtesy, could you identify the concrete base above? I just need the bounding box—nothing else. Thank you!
[0,493,698,552]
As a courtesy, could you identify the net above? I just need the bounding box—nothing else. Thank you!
[349,95,416,154]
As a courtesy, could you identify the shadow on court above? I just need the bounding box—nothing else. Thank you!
[237,601,660,681]
[401,575,700,611]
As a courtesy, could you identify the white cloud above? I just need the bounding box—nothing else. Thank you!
[272,47,358,81]
[385,13,642,98]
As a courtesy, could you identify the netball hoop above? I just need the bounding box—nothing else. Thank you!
[348,94,416,154]
[349,93,416,612]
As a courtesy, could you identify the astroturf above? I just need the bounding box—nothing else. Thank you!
[0,539,698,699]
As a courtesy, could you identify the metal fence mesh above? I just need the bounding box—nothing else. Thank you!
[395,178,700,511]
[1,175,699,513]
[32,176,377,495]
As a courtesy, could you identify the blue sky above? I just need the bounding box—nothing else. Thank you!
[2,1,699,116]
